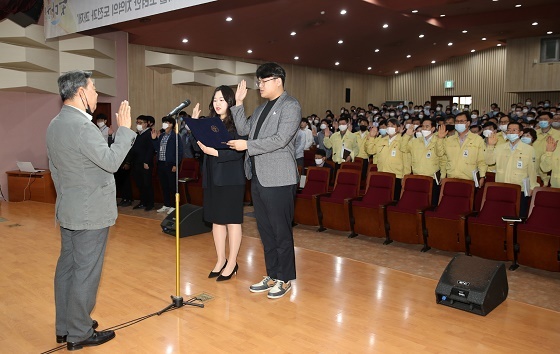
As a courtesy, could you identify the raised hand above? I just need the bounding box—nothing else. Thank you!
[192,103,201,119]
[115,100,131,128]
[151,128,159,140]
[369,126,378,137]
[487,132,498,146]
[437,124,447,139]
[546,136,558,152]
[405,126,414,136]
[235,80,247,105]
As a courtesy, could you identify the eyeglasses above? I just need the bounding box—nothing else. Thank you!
[255,77,277,87]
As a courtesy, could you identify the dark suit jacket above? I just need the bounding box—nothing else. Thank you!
[152,131,184,167]
[130,129,154,166]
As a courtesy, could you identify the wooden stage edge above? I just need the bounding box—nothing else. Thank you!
[1,201,559,353]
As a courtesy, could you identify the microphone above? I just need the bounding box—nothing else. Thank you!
[167,99,191,116]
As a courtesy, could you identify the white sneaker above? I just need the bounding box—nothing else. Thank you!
[157,206,170,213]
[166,207,176,215]
[267,280,292,299]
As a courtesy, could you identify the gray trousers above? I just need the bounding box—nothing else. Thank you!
[55,227,109,342]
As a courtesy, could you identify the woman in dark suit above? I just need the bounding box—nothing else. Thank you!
[192,85,246,281]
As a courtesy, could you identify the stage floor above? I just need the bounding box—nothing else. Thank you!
[1,201,559,353]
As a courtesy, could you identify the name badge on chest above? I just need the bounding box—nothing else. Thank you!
[517,160,523,169]
[463,150,469,158]
[391,149,396,157]
[426,151,432,159]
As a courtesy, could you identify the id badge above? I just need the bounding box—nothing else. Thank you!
[463,150,469,157]
[391,150,396,157]
[517,160,523,169]
[426,151,432,159]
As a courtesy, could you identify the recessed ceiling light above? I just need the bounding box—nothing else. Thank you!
[226,16,232,22]
[335,61,340,66]
[431,60,436,64]
[340,9,347,15]
[493,0,498,2]
[547,31,553,35]
[247,49,252,54]
[515,4,521,8]
[338,40,344,44]
[448,42,453,46]
[294,56,299,60]
[411,10,418,13]
[290,31,296,36]
[440,14,446,17]
[374,49,380,52]
[471,49,476,52]
[482,37,487,40]
[497,44,502,47]
[182,38,188,43]
[532,22,538,26]
[383,24,389,28]
[462,30,468,33]
[367,67,372,70]
[320,11,325,15]
[406,54,411,58]
[419,34,425,38]
[395,71,399,74]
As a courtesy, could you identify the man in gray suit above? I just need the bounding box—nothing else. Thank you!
[228,63,301,299]
[46,70,136,350]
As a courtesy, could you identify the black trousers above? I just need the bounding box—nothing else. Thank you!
[394,178,402,201]
[132,164,154,207]
[520,195,531,218]
[432,179,441,206]
[251,175,297,282]
[114,166,132,200]
[158,161,177,207]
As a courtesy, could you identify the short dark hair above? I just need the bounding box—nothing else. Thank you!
[421,118,435,128]
[508,121,524,132]
[522,127,537,143]
[338,116,348,124]
[58,70,92,101]
[96,113,107,121]
[538,112,553,119]
[455,112,471,122]
[315,149,327,157]
[482,121,498,130]
[145,115,155,127]
[387,118,400,127]
[358,118,369,124]
[256,62,286,85]
[161,115,175,128]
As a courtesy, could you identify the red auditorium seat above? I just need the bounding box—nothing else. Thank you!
[317,169,361,233]
[294,167,331,226]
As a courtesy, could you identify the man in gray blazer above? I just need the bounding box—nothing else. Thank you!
[228,63,301,299]
[46,70,136,350]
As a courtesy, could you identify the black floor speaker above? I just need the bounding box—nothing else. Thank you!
[160,204,211,237]
[435,255,508,316]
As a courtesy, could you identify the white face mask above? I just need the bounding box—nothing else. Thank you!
[320,123,327,130]
[162,122,170,130]
[315,158,324,165]
[471,114,478,119]
[418,114,424,119]
[387,127,396,136]
[483,130,493,138]
[339,124,348,131]
[522,109,528,113]
[415,132,423,139]
[499,124,508,132]
[402,109,408,113]
[436,107,441,111]
[137,124,144,131]
[421,129,432,137]
[405,124,411,130]
[97,122,105,128]
[389,112,395,117]
[413,124,419,130]
[314,120,319,124]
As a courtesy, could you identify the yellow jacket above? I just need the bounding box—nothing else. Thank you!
[323,131,359,164]
[533,129,560,186]
[437,132,487,181]
[365,136,383,164]
[372,135,405,178]
[485,141,539,194]
[401,135,446,178]
[540,149,560,188]
[353,131,372,159]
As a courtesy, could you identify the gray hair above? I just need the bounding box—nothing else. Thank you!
[57,70,92,101]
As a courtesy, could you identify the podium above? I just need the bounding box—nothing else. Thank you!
[6,170,56,203]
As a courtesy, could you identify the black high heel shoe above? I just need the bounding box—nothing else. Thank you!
[216,263,238,282]
[208,260,227,278]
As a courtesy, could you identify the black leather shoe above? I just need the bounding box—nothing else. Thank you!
[133,203,146,210]
[119,199,132,207]
[144,205,154,211]
[216,263,238,282]
[56,320,99,343]
[208,260,227,278]
[67,330,115,351]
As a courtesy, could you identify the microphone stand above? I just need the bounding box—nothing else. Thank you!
[157,112,204,314]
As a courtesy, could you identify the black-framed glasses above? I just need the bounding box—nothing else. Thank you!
[255,77,277,87]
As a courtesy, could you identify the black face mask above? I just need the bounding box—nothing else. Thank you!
[359,125,368,132]
[80,91,93,115]
[445,124,455,132]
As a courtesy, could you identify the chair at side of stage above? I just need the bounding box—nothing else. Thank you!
[423,178,475,252]
[466,182,520,261]
[178,158,203,206]
[385,175,433,248]
[317,169,361,233]
[294,167,331,226]
[348,172,396,238]
[514,187,560,272]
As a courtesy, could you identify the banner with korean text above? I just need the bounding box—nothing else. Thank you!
[44,0,215,39]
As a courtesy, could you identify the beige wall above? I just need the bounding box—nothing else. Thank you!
[506,36,560,93]
[128,44,560,125]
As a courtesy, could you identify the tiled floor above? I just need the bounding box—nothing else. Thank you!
[119,202,560,312]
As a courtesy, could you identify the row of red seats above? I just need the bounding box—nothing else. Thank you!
[294,167,560,272]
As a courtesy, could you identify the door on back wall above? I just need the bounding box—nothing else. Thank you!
[93,102,112,128]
